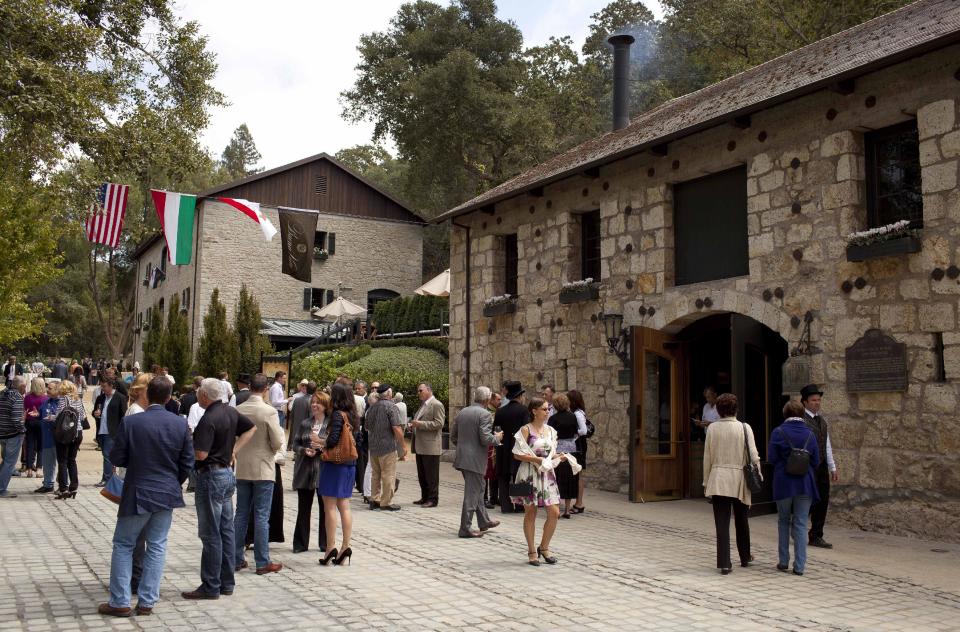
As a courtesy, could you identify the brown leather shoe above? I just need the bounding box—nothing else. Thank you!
[98,603,133,617]
[480,520,500,531]
[255,562,283,575]
[235,560,248,571]
[135,604,153,616]
[181,589,219,600]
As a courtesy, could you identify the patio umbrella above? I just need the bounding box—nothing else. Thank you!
[415,268,450,297]
[312,296,367,325]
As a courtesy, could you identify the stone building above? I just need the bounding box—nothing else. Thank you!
[435,1,960,540]
[133,152,425,361]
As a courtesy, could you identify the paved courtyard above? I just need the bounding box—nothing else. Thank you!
[1,441,959,631]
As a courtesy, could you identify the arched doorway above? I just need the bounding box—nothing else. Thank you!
[630,312,787,511]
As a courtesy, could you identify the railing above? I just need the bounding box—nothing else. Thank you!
[291,318,362,355]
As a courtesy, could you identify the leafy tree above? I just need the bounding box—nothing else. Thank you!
[233,284,272,380]
[142,304,165,371]
[220,123,263,181]
[160,294,191,388]
[194,288,237,378]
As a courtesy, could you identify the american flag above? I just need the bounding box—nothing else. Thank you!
[84,183,129,248]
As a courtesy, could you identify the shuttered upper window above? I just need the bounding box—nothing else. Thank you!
[315,175,328,195]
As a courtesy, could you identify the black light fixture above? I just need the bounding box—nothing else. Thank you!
[602,313,630,368]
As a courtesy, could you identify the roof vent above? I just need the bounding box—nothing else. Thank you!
[315,175,328,195]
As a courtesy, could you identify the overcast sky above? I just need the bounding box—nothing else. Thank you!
[175,0,664,170]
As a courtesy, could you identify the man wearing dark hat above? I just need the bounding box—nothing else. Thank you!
[800,384,838,549]
[365,384,405,510]
[494,381,527,513]
[230,374,252,408]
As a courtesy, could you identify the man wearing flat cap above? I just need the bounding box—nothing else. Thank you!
[365,384,405,511]
[494,381,527,513]
[800,384,838,549]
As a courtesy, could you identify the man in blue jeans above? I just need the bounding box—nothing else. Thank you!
[0,377,26,499]
[182,378,256,600]
[234,374,285,574]
[98,377,194,617]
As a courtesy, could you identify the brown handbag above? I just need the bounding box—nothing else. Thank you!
[321,413,358,464]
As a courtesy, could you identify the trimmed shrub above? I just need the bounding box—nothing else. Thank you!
[373,295,448,334]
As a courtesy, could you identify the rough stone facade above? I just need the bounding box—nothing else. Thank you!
[447,44,960,541]
[134,201,424,361]
[133,238,196,363]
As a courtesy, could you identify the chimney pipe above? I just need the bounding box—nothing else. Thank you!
[607,33,635,131]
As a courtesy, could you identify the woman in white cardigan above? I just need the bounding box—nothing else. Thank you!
[703,393,761,574]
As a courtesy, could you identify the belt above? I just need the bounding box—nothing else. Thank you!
[197,463,230,473]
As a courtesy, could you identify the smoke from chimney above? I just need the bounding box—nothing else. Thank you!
[607,33,635,131]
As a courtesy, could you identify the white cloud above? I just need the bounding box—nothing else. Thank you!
[175,0,665,170]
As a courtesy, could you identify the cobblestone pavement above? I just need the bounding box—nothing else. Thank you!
[2,443,959,631]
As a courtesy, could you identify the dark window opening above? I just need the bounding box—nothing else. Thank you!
[315,231,327,254]
[866,120,922,227]
[311,288,327,309]
[367,289,400,319]
[674,166,749,286]
[182,287,191,310]
[505,234,519,296]
[580,210,601,281]
[160,247,167,274]
[158,298,164,317]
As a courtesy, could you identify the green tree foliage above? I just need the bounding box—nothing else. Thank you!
[142,305,165,371]
[160,294,191,388]
[220,123,263,181]
[233,284,272,380]
[194,289,237,378]
[372,296,448,335]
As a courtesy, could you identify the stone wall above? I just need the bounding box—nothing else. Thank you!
[448,44,960,540]
[133,237,197,364]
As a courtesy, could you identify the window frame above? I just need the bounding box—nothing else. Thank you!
[579,210,602,282]
[504,233,519,297]
[864,119,923,228]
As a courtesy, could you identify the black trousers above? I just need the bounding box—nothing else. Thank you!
[55,438,81,492]
[415,454,440,503]
[809,465,831,541]
[293,488,326,552]
[712,495,751,569]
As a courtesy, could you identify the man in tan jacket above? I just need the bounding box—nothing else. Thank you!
[410,383,445,508]
[233,374,285,575]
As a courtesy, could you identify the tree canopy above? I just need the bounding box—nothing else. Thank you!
[220,123,263,181]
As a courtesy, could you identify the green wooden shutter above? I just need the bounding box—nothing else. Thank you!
[328,232,336,255]
[303,288,312,311]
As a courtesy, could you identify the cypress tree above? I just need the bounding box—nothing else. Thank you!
[194,288,238,378]
[233,284,272,379]
[142,304,165,370]
[160,294,192,388]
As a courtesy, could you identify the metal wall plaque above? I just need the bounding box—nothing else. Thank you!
[845,329,908,392]
[782,355,812,395]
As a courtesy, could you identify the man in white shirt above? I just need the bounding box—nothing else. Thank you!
[268,371,289,430]
[218,371,234,404]
[541,385,556,417]
[800,384,838,549]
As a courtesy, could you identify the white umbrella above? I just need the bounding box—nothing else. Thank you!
[312,296,367,324]
[415,268,450,297]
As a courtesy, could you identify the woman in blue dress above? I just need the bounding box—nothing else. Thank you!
[318,382,357,566]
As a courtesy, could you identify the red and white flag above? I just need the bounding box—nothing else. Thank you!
[84,183,129,248]
[215,196,277,241]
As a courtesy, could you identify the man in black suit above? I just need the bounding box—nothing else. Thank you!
[494,381,528,514]
[800,384,838,549]
[93,380,128,486]
[230,374,252,407]
[2,356,23,388]
[287,380,315,450]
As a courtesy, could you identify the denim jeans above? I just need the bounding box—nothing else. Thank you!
[100,434,115,482]
[235,479,274,568]
[195,468,237,594]
[0,434,24,494]
[777,494,812,573]
[108,509,173,608]
[41,447,56,489]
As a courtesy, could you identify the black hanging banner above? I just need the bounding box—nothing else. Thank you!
[278,207,318,282]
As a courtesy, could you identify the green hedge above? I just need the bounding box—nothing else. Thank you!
[373,295,448,334]
[294,336,448,361]
[292,345,373,386]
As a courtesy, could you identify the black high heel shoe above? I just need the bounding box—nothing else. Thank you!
[334,547,352,566]
[319,548,338,566]
[537,546,557,565]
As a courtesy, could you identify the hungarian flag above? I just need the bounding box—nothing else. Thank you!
[150,190,197,265]
[215,197,277,242]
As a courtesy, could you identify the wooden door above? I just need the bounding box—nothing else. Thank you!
[631,327,686,501]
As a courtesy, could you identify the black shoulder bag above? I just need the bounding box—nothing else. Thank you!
[741,422,763,493]
[782,428,813,476]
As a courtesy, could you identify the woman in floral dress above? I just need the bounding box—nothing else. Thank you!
[511,397,565,566]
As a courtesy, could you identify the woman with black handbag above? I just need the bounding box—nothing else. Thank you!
[769,400,821,576]
[511,397,580,566]
[702,393,761,574]
[567,390,591,514]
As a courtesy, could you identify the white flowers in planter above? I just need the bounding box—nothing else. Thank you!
[483,294,515,308]
[560,277,596,292]
[847,220,918,247]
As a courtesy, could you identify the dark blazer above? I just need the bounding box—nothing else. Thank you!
[51,362,68,380]
[164,398,181,416]
[290,394,312,431]
[94,391,128,437]
[234,389,252,407]
[494,400,529,480]
[768,419,821,502]
[291,414,323,490]
[179,391,197,415]
[110,404,194,517]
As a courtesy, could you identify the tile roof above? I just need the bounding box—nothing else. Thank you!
[434,0,960,223]
[260,318,338,340]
